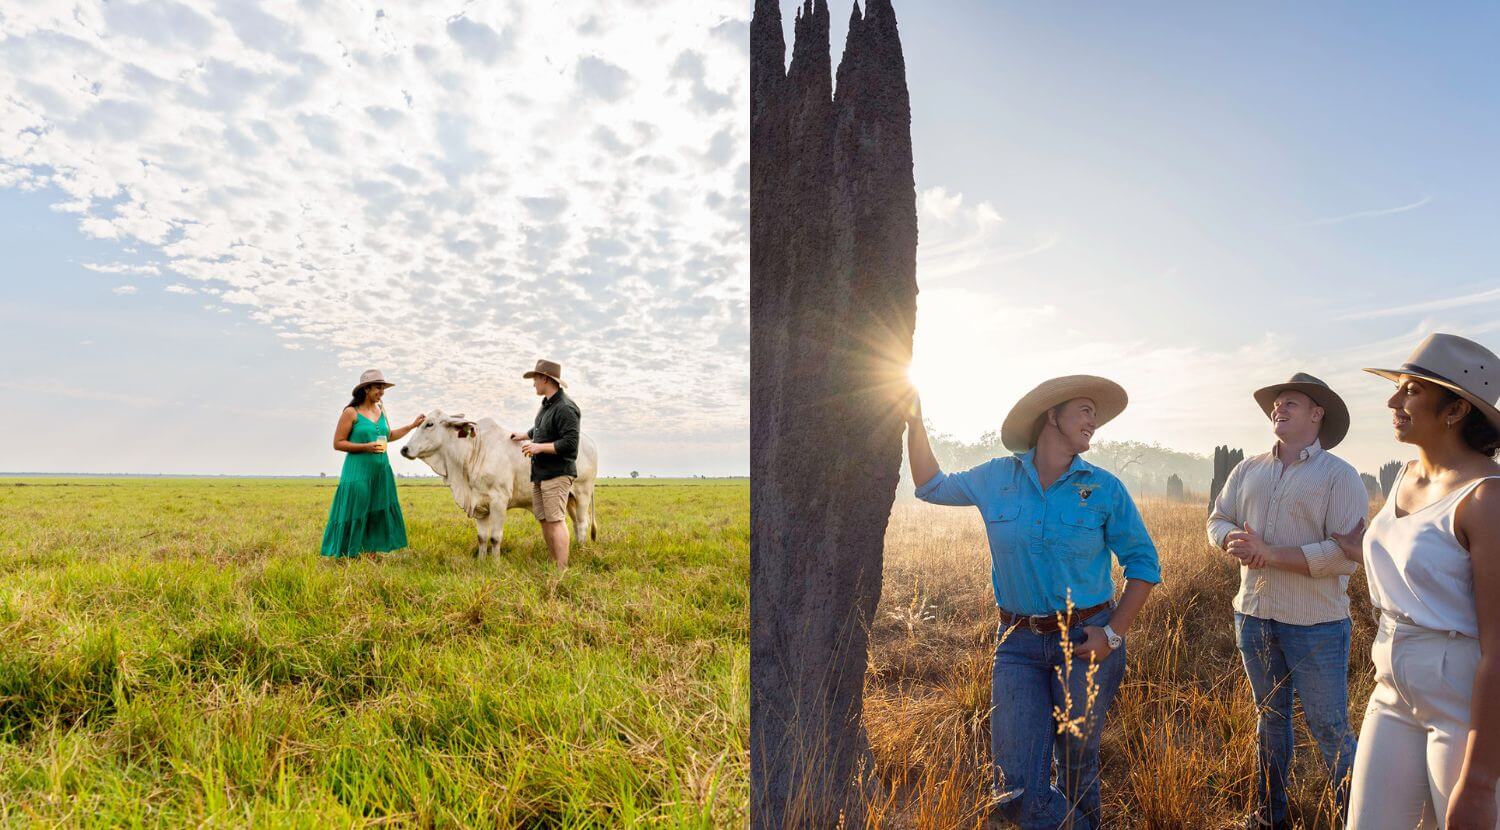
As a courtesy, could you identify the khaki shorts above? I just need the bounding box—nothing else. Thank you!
[531,476,574,523]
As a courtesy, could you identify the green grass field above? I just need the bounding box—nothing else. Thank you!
[0,477,748,827]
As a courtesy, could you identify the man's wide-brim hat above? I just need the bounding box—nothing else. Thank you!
[1253,372,1350,450]
[352,368,394,396]
[1364,332,1500,433]
[1000,375,1128,453]
[523,358,567,389]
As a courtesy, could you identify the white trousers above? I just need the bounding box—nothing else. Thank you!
[1347,614,1498,829]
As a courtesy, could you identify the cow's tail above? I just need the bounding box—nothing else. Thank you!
[589,493,597,542]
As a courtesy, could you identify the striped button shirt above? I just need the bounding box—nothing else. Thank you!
[1206,439,1368,625]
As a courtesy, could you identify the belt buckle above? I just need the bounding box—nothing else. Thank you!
[1026,613,1050,634]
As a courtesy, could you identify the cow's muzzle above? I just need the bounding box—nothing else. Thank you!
[399,446,412,459]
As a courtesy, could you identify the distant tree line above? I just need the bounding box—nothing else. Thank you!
[897,424,1408,508]
[897,427,1214,501]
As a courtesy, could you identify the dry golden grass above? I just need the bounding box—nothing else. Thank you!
[862,497,1379,830]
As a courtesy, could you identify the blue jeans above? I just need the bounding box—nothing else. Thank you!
[1234,613,1357,824]
[990,606,1127,830]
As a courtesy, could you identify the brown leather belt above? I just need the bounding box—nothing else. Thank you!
[998,601,1113,634]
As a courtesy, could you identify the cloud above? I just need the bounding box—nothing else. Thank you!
[101,0,214,48]
[0,1,749,441]
[84,262,160,275]
[1337,284,1500,322]
[445,14,512,65]
[915,186,1059,283]
[576,55,631,101]
[670,50,733,112]
[1299,196,1432,227]
[112,285,138,294]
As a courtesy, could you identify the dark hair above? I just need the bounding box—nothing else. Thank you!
[346,385,383,412]
[1436,387,1500,457]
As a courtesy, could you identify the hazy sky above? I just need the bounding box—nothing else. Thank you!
[1,0,748,477]
[781,0,1500,476]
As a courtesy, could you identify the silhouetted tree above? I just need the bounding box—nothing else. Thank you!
[1167,473,1184,501]
[1361,472,1382,500]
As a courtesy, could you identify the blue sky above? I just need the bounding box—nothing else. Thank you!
[1,1,748,476]
[781,1,1500,475]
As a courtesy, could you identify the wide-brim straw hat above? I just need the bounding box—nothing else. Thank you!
[1000,375,1128,452]
[352,368,394,396]
[1364,332,1500,433]
[522,358,568,389]
[1252,372,1350,450]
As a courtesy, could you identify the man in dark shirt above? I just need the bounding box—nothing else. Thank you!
[509,359,581,569]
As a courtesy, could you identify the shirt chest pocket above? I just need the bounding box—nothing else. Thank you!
[982,488,1022,544]
[1057,504,1107,558]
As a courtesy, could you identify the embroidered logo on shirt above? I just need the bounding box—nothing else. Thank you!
[1075,483,1097,504]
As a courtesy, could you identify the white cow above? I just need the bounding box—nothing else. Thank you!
[399,408,598,556]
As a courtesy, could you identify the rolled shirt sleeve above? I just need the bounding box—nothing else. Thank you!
[1300,465,1367,579]
[1106,479,1162,585]
[1206,461,1245,551]
[913,461,989,508]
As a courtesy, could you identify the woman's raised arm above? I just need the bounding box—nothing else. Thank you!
[389,411,426,441]
[905,392,940,489]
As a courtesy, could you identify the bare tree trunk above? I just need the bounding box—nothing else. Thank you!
[750,0,917,826]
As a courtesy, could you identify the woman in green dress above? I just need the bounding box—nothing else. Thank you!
[321,369,425,558]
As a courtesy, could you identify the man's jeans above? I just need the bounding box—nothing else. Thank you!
[1234,613,1357,824]
[990,606,1126,830]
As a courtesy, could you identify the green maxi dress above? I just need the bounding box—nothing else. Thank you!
[320,409,408,556]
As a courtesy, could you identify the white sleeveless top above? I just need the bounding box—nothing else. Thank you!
[1364,464,1500,639]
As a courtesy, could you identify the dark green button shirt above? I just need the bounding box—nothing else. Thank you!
[526,389,581,482]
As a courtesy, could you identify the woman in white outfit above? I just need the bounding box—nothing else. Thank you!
[1337,333,1500,830]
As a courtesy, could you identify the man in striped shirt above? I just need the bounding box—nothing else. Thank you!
[1207,373,1369,830]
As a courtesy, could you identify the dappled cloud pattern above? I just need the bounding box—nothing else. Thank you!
[0,0,748,439]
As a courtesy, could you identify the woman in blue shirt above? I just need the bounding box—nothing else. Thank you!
[906,375,1161,830]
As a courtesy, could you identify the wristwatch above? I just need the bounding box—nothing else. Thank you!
[1103,624,1123,650]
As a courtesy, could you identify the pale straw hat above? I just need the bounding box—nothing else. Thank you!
[352,368,395,396]
[1364,332,1500,433]
[1000,375,1128,452]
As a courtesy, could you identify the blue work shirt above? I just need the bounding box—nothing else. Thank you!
[914,449,1161,616]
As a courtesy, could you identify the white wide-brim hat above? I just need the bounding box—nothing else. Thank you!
[999,375,1128,452]
[1364,332,1500,433]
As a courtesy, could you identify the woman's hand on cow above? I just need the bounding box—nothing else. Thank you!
[410,413,425,428]
[509,432,526,442]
